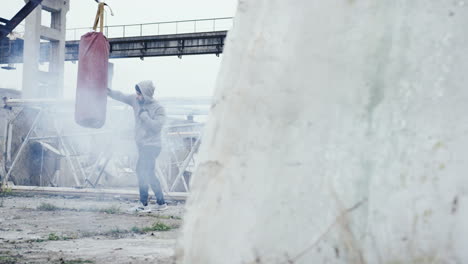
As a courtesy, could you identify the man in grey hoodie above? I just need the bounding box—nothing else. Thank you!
[107,80,167,212]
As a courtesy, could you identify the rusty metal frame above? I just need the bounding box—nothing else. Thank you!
[0,0,43,40]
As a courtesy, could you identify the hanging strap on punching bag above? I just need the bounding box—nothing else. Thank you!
[93,3,105,32]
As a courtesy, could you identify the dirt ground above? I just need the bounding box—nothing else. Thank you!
[0,192,185,264]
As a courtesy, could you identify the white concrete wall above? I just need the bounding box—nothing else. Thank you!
[177,1,468,263]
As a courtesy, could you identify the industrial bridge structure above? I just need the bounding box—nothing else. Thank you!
[0,17,232,64]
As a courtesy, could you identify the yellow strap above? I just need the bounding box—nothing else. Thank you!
[92,3,105,32]
[99,4,104,32]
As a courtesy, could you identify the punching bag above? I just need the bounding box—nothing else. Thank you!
[75,3,109,129]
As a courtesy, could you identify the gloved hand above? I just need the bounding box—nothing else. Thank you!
[138,108,148,117]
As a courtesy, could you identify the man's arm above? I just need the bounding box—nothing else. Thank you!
[139,107,166,133]
[107,88,134,106]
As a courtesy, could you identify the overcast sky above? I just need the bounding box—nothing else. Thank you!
[0,0,238,98]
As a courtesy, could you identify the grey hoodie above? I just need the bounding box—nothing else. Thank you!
[108,80,165,148]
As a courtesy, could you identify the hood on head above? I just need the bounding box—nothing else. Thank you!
[136,80,155,102]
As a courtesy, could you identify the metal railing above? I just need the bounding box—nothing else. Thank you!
[66,17,233,41]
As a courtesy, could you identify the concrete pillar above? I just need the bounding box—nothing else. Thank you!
[22,0,69,98]
[177,1,468,263]
[22,3,41,98]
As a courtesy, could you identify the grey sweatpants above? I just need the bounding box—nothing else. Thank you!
[136,145,165,206]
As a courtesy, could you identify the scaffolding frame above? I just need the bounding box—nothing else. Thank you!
[1,98,205,196]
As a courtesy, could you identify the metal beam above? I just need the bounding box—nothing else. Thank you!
[66,31,227,60]
[0,31,227,64]
[0,0,43,40]
[2,97,211,116]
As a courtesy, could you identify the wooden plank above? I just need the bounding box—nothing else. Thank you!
[9,185,188,201]
[3,110,43,185]
[170,137,200,191]
[54,123,81,186]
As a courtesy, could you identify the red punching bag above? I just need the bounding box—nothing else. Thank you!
[75,3,109,128]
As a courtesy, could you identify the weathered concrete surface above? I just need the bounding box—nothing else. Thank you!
[177,1,468,263]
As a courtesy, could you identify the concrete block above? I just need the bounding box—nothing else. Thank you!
[177,1,468,263]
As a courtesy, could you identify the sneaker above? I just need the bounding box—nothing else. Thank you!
[128,205,151,213]
[154,203,168,211]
